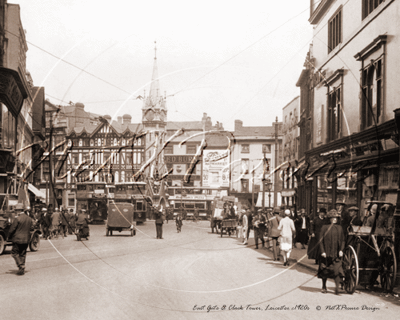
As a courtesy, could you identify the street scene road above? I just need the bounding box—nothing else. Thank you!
[1,220,399,320]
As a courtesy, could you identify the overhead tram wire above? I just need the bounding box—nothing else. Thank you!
[169,1,319,98]
[6,2,322,114]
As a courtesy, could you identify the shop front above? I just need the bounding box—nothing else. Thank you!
[305,119,398,220]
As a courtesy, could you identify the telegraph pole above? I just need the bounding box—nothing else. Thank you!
[274,117,278,208]
[262,152,266,212]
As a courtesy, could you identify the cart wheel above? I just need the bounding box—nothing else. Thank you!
[343,245,359,294]
[0,234,5,255]
[29,232,40,252]
[380,246,397,292]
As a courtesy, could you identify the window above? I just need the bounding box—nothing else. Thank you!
[262,144,271,153]
[361,59,383,129]
[328,8,342,53]
[241,144,250,153]
[362,0,384,20]
[241,159,249,174]
[187,145,196,154]
[68,197,75,207]
[164,145,173,154]
[327,86,342,141]
[241,179,249,193]
[355,35,386,130]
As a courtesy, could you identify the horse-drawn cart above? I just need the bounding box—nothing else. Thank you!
[341,201,396,294]
[220,219,236,237]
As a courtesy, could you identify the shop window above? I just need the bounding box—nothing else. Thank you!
[362,0,384,20]
[328,7,342,53]
[68,197,75,207]
[241,144,250,153]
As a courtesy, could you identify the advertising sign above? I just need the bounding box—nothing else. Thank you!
[202,150,230,188]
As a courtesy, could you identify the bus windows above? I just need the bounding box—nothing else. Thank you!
[77,185,86,191]
[87,185,94,191]
[195,202,206,209]
[185,203,195,209]
[95,184,104,190]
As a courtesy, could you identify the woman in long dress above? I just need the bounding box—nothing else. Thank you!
[278,209,296,266]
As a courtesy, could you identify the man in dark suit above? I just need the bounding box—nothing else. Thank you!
[295,209,310,249]
[318,209,345,295]
[155,208,164,239]
[8,203,34,275]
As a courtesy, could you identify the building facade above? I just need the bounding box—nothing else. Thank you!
[281,96,300,208]
[230,119,283,208]
[304,0,400,218]
[0,2,45,209]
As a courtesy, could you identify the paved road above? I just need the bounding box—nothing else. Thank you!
[1,220,399,320]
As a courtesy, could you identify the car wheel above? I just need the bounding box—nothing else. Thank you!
[0,234,5,255]
[29,233,40,252]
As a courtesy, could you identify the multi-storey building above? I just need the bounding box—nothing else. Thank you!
[230,119,283,208]
[304,0,400,218]
[281,96,300,208]
[0,1,45,209]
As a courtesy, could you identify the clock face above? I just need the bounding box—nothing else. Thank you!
[145,109,155,121]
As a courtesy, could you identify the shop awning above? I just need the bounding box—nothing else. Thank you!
[28,183,46,200]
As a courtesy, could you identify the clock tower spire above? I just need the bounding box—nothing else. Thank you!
[142,41,167,127]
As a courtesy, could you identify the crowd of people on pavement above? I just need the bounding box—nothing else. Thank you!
[233,200,396,295]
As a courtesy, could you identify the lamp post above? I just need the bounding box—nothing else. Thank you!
[265,179,272,208]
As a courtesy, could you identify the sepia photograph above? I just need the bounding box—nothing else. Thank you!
[0,0,400,319]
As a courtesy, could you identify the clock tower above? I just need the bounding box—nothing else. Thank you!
[142,41,167,128]
[141,42,168,183]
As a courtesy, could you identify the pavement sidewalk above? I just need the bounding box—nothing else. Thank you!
[277,242,400,296]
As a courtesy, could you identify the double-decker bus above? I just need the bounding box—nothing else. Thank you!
[112,181,149,223]
[76,181,108,223]
[167,186,229,220]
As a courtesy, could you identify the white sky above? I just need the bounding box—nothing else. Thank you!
[15,0,313,130]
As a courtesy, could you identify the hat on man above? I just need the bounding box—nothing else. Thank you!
[42,207,47,211]
[15,203,24,210]
[348,206,359,212]
[370,204,378,214]
[54,208,59,212]
[284,209,291,216]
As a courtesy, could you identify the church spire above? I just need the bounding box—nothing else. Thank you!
[142,42,167,123]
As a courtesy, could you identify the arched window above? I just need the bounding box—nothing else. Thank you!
[115,171,119,183]
[98,138,101,146]
[122,139,126,146]
[90,139,94,146]
[114,138,118,146]
[121,171,125,182]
